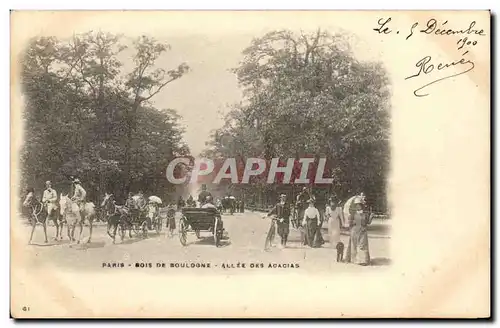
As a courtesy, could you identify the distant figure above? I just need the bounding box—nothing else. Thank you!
[177,196,186,211]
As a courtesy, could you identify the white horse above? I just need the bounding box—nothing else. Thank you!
[59,195,96,243]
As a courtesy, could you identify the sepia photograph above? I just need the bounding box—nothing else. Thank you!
[10,10,490,318]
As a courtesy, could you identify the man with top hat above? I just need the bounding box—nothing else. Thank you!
[267,193,291,248]
[42,180,58,217]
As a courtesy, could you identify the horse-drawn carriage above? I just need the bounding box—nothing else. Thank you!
[101,193,163,242]
[178,207,225,247]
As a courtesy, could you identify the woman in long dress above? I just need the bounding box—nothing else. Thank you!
[326,198,342,247]
[346,197,370,265]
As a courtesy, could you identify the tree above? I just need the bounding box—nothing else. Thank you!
[205,29,390,210]
[19,32,191,203]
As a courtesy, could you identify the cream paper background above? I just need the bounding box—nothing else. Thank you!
[10,11,490,318]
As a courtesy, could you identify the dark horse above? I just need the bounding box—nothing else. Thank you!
[22,188,63,244]
[101,193,132,243]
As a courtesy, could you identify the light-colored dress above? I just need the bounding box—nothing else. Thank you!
[326,205,342,247]
[346,210,370,265]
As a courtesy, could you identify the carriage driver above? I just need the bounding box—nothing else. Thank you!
[42,181,58,216]
[71,178,87,213]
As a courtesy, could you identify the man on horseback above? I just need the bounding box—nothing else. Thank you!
[71,178,86,214]
[42,181,58,217]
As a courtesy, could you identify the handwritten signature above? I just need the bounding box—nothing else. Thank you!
[404,52,475,97]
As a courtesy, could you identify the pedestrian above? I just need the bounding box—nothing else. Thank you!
[267,194,291,248]
[345,197,371,265]
[302,198,321,247]
[326,196,342,247]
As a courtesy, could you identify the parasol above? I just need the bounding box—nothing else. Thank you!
[148,195,163,204]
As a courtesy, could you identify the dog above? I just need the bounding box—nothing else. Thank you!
[336,242,345,262]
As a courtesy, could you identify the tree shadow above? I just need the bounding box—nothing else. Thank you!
[118,237,147,245]
[370,257,391,266]
[70,241,107,250]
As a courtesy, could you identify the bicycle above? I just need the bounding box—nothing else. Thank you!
[264,215,277,251]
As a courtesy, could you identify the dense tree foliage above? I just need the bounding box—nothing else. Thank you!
[19,32,190,203]
[204,30,391,211]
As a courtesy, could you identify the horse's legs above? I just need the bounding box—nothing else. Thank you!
[52,216,60,240]
[28,218,36,244]
[87,218,93,243]
[42,221,48,243]
[112,223,118,244]
[77,220,84,244]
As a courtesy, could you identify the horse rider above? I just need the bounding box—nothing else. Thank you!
[71,178,86,213]
[267,193,291,248]
[42,180,58,217]
[198,184,212,206]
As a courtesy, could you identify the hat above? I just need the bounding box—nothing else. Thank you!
[279,194,286,198]
[45,180,51,185]
[73,178,81,184]
[308,198,315,204]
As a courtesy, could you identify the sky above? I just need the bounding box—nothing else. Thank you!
[13,11,385,157]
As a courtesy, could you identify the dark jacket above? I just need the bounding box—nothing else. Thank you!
[267,202,291,223]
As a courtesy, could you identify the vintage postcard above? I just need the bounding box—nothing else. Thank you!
[10,10,490,318]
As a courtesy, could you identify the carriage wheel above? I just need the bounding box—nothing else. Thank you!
[179,220,187,246]
[213,217,220,247]
[264,220,276,251]
[132,221,141,236]
[195,230,201,239]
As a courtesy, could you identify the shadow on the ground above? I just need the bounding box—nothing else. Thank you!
[70,241,107,250]
[370,257,391,266]
[189,236,231,248]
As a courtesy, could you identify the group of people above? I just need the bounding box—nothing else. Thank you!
[174,185,244,214]
[266,188,371,266]
[23,178,87,218]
